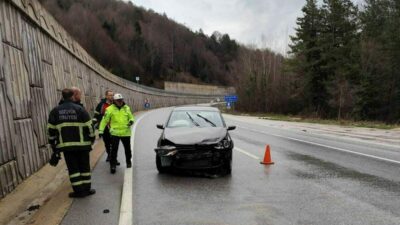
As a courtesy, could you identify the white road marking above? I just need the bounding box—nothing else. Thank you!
[237,125,400,165]
[118,112,150,225]
[234,147,260,160]
[118,165,133,225]
[223,114,400,149]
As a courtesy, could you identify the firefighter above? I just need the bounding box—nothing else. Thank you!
[47,88,96,198]
[93,90,118,163]
[99,93,135,174]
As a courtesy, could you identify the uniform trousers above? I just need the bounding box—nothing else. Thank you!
[110,136,132,167]
[63,151,91,193]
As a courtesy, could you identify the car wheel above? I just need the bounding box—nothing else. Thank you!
[223,158,232,175]
[222,149,232,175]
[156,155,169,173]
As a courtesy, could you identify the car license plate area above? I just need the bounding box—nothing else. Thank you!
[177,159,212,168]
[176,151,215,160]
[174,150,224,169]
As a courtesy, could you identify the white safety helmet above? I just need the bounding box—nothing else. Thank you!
[113,93,124,100]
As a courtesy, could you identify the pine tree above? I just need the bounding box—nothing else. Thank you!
[320,0,360,119]
[384,0,400,122]
[358,0,400,122]
[289,0,328,116]
[356,0,388,120]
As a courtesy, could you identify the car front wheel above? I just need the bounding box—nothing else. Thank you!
[223,158,232,175]
[222,149,232,175]
[156,155,169,173]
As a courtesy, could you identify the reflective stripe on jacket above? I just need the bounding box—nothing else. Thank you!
[99,104,135,137]
[47,100,95,151]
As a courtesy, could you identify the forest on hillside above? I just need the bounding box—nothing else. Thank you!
[39,0,250,87]
[287,0,400,122]
[39,0,399,123]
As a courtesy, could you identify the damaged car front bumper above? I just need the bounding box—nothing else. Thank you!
[155,144,231,169]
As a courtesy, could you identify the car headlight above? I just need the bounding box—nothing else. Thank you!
[215,138,231,149]
[159,145,176,150]
[155,145,176,155]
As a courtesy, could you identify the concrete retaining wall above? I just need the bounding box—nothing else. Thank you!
[165,81,236,96]
[0,0,223,198]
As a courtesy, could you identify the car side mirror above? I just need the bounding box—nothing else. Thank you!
[227,126,236,131]
[156,124,165,129]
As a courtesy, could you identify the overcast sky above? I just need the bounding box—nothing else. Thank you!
[131,0,363,55]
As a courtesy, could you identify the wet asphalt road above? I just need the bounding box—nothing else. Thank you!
[61,107,400,225]
[132,107,400,225]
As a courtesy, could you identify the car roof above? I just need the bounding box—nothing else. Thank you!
[173,106,220,112]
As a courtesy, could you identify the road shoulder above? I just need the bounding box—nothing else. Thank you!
[0,139,105,225]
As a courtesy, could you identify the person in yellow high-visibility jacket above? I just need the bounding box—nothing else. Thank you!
[99,93,135,174]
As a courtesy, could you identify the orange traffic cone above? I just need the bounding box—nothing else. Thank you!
[260,145,274,165]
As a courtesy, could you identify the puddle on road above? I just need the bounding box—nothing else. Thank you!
[287,152,400,194]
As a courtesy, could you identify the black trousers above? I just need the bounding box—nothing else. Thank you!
[103,127,112,155]
[63,151,91,193]
[110,136,132,167]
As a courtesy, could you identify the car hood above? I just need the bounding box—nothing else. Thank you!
[164,127,227,145]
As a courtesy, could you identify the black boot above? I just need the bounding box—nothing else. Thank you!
[106,154,111,162]
[110,165,116,174]
[68,191,85,198]
[127,161,132,168]
[84,189,96,196]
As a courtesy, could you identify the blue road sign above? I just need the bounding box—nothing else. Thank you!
[224,95,238,103]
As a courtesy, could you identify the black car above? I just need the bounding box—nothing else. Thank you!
[155,106,236,175]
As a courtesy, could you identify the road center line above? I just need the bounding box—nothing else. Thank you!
[118,111,151,225]
[234,147,260,160]
[237,125,400,165]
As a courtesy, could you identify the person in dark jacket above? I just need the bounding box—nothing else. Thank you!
[94,90,116,162]
[47,88,96,198]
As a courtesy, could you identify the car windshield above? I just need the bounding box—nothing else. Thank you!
[167,110,224,128]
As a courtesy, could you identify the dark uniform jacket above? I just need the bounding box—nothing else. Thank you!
[47,100,95,152]
[94,98,107,125]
